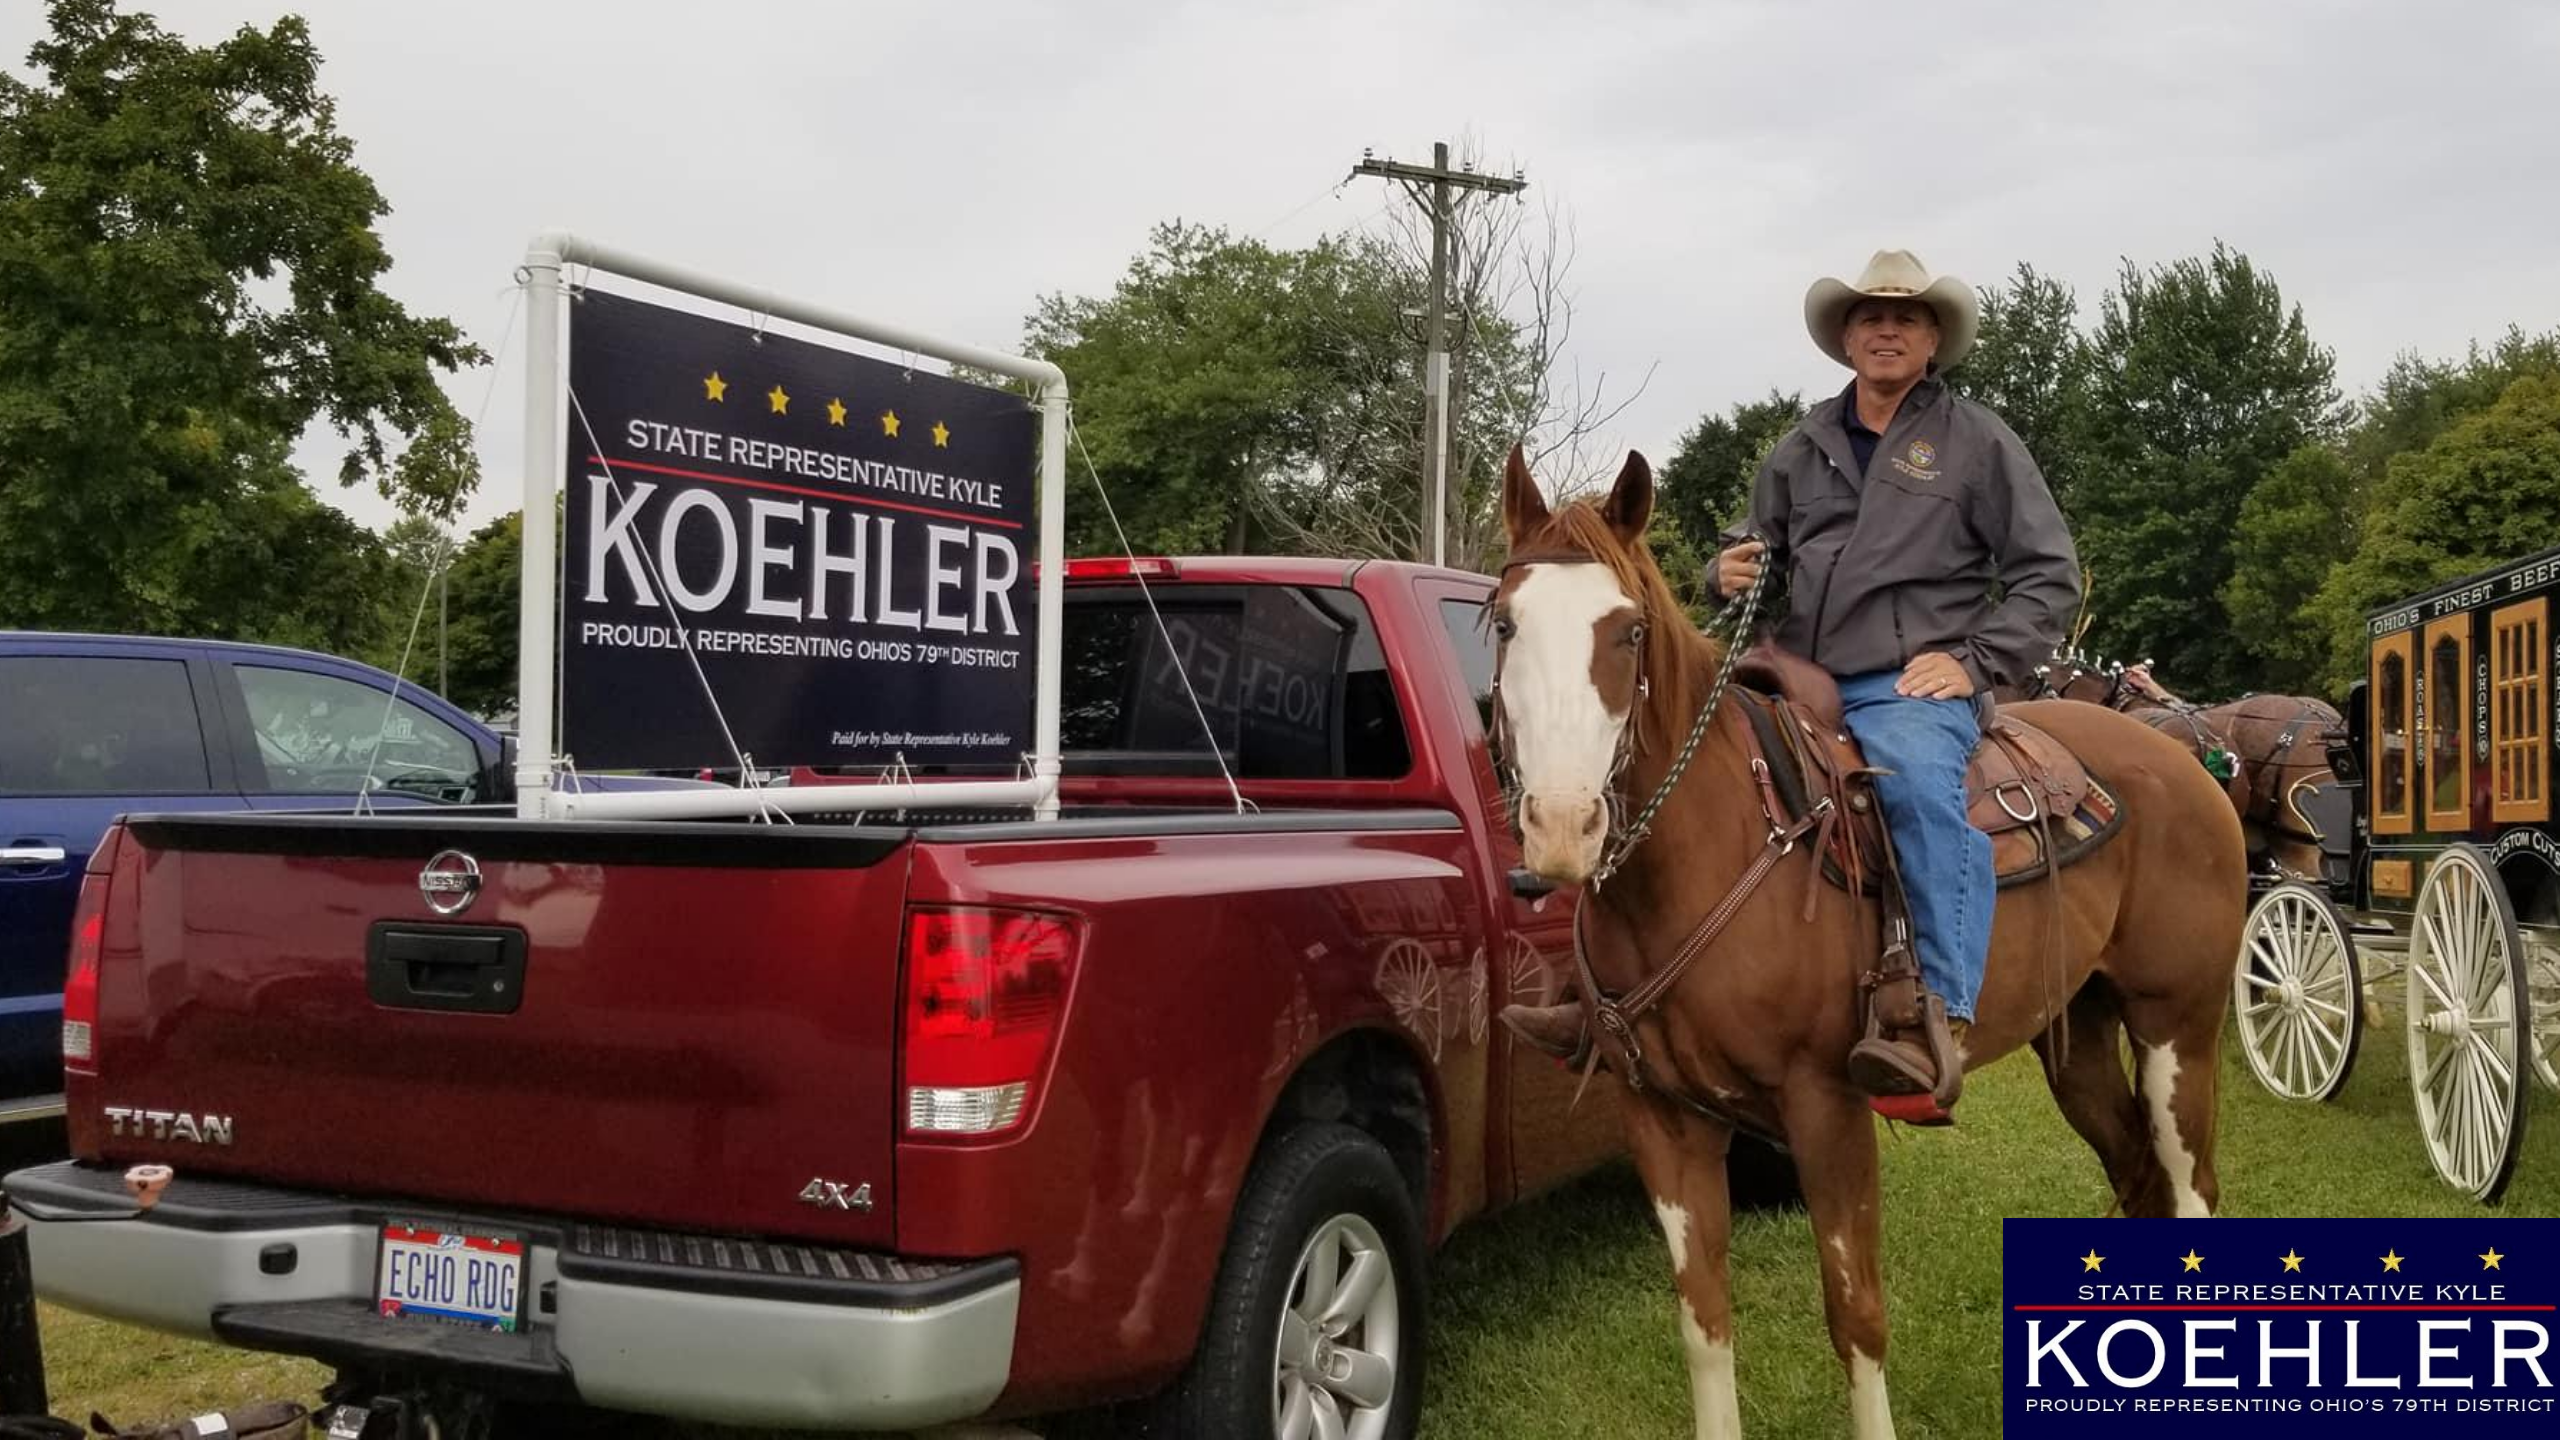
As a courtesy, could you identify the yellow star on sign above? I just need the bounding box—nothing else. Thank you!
[767,385,790,415]
[2481,1248,2504,1271]
[2080,1249,2105,1273]
[826,397,847,427]
[2280,1250,2305,1273]
[703,371,728,402]
[2181,1250,2206,1273]
[931,420,950,448]
[880,409,902,438]
[2381,1251,2405,1272]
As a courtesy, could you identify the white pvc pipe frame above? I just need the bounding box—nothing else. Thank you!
[512,233,1068,823]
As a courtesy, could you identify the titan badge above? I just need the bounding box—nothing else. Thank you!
[102,1105,235,1145]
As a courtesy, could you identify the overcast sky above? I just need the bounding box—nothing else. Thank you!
[11,0,2559,538]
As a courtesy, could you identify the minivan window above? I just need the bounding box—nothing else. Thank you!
[234,665,484,801]
[0,656,213,794]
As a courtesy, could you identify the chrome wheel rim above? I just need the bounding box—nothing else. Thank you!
[1273,1212,1400,1440]
[2234,884,2358,1100]
[2405,849,2526,1200]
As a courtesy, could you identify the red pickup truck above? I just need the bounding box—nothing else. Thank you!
[8,557,1641,1436]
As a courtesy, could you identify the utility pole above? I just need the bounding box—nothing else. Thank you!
[1350,142,1526,568]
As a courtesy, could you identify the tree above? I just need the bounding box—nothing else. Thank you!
[431,512,522,718]
[2221,443,2355,694]
[1655,390,1804,554]
[0,0,483,644]
[2309,373,2560,693]
[1941,262,2092,514]
[2345,326,2560,490]
[2073,242,2343,695]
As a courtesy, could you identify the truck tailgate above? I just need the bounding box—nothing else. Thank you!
[79,814,910,1248]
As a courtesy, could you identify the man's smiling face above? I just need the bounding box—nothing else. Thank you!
[1842,298,1941,389]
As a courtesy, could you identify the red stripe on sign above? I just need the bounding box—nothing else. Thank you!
[587,455,1024,531]
[2013,1304,2558,1312]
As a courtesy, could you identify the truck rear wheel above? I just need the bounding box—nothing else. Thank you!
[1157,1122,1426,1440]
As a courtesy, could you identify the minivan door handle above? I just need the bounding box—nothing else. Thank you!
[0,845,67,867]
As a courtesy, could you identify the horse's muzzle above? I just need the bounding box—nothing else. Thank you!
[1518,791,1607,884]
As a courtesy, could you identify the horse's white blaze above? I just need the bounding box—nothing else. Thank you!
[1849,1349,1895,1440]
[2140,1041,2211,1217]
[1653,1197,1692,1275]
[1501,561,1637,800]
[1680,1301,1742,1440]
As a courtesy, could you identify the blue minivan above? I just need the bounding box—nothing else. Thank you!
[0,631,701,1118]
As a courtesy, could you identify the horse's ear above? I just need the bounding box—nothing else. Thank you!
[1502,442,1549,544]
[1603,450,1654,543]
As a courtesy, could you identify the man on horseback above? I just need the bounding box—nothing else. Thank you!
[1718,249,2080,1113]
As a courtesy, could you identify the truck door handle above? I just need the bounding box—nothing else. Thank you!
[0,846,67,866]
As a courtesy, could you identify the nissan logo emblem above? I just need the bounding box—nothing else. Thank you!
[418,850,482,916]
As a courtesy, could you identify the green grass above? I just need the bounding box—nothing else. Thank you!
[35,1018,2560,1437]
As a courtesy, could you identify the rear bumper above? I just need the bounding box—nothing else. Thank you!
[3,1161,1017,1429]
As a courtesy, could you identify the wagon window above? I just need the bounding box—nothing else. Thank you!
[2424,617,2470,831]
[2491,598,2548,824]
[2371,634,2413,835]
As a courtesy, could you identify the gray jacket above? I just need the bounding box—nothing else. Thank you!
[1724,379,2080,692]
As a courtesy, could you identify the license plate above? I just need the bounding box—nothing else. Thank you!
[375,1221,525,1332]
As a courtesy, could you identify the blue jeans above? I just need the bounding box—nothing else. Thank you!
[1836,671,1992,1023]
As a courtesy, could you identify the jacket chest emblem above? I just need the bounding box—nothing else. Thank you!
[1891,439,1939,482]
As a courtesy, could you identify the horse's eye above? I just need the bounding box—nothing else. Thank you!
[1624,622,1647,647]
[1492,616,1516,642]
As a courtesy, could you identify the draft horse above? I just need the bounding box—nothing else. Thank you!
[1489,447,2245,1439]
[2024,654,2345,883]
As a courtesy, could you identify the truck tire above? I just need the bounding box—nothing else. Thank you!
[1154,1122,1426,1440]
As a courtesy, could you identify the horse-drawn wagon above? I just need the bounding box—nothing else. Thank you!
[2228,547,2560,1200]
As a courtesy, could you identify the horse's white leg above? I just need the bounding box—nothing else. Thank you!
[1626,1096,1742,1440]
[2138,1040,2213,1217]
[1783,1079,1897,1440]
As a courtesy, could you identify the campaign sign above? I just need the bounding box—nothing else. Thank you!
[561,290,1036,769]
[2007,1218,2558,1434]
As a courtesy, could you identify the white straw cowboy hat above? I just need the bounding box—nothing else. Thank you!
[1804,249,1980,371]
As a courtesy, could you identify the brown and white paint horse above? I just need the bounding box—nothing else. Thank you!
[1490,446,2246,1439]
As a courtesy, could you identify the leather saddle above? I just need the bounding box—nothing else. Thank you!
[1731,642,2119,887]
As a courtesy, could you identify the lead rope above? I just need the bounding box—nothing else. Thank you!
[1589,552,1769,887]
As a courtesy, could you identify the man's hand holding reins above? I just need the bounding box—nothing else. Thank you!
[1714,540,1766,599]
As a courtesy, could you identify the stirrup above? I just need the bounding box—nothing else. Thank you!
[1846,994,1964,1109]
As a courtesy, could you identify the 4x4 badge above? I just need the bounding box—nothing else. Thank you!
[418,850,481,915]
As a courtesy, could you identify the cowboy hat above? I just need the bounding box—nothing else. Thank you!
[1804,249,1979,370]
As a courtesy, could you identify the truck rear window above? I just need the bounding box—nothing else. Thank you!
[1060,585,1411,780]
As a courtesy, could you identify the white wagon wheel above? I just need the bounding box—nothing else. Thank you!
[2233,882,2362,1101]
[2405,845,2532,1202]
[2529,934,2560,1093]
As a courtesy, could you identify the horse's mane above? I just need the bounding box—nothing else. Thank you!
[1516,499,1717,754]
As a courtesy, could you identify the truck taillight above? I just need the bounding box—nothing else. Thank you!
[62,825,124,1075]
[900,906,1080,1138]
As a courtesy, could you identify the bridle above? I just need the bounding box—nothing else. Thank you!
[1487,544,1770,887]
